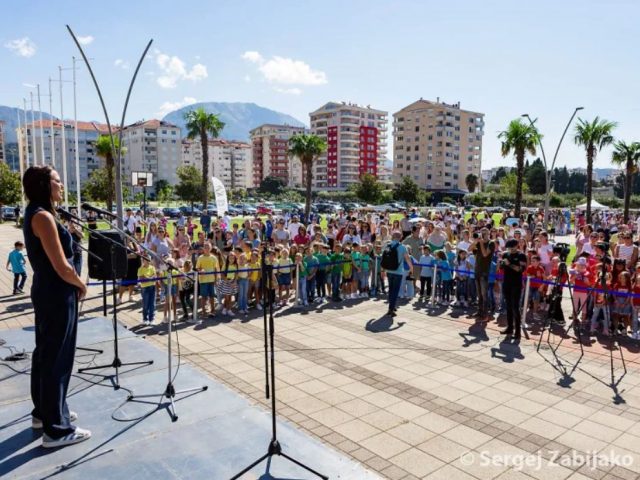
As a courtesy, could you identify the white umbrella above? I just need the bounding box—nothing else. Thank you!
[409,217,428,223]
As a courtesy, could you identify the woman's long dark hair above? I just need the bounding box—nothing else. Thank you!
[23,165,55,213]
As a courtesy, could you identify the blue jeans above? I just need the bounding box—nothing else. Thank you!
[237,278,249,311]
[306,277,316,301]
[73,253,82,276]
[387,273,402,312]
[298,276,307,303]
[331,271,342,300]
[142,286,156,322]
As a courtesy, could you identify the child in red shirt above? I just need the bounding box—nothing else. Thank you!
[525,255,546,317]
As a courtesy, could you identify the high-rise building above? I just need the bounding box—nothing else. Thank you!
[309,102,388,190]
[0,121,6,164]
[16,119,110,192]
[181,139,253,190]
[120,119,182,190]
[392,98,484,192]
[249,124,306,188]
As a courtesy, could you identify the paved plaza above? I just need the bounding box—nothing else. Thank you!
[2,222,640,480]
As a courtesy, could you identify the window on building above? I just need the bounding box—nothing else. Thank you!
[427,174,432,180]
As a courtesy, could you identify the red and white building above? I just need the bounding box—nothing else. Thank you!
[249,124,306,188]
[309,102,388,190]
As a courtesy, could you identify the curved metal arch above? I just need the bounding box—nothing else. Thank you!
[66,25,153,228]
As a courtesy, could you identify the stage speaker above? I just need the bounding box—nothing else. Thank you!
[88,230,128,280]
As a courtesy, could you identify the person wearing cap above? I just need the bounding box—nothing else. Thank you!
[500,239,527,340]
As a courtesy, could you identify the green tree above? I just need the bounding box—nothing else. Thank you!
[393,176,421,204]
[353,173,384,204]
[524,158,547,195]
[184,107,225,206]
[83,167,130,205]
[0,162,21,208]
[288,133,327,219]
[567,171,587,194]
[611,140,640,222]
[498,119,541,217]
[95,135,124,212]
[259,176,287,196]
[155,179,174,203]
[574,116,617,222]
[490,167,510,184]
[174,165,204,208]
[500,172,529,196]
[553,166,570,194]
[465,173,479,193]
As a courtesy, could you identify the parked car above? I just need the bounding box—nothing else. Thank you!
[179,205,202,216]
[237,204,257,215]
[256,205,273,215]
[2,206,17,221]
[162,207,181,218]
[432,202,457,213]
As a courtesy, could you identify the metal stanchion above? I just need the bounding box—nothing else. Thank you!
[521,276,531,330]
[431,264,438,307]
[193,270,199,324]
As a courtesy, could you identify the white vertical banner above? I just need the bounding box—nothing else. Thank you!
[212,177,228,216]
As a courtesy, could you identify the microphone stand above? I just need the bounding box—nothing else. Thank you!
[92,207,207,421]
[230,249,327,480]
[68,211,154,389]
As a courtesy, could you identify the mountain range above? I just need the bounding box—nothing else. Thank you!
[0,105,55,143]
[0,101,305,146]
[162,102,306,141]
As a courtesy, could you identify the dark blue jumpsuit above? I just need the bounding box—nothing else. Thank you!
[24,204,78,439]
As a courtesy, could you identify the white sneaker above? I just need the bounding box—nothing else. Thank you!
[33,411,78,429]
[314,297,323,303]
[42,427,91,448]
[361,293,368,298]
[225,310,233,316]
[222,309,228,315]
[257,304,263,310]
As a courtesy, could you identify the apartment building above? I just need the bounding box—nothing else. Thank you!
[120,119,182,189]
[181,139,253,190]
[249,124,306,188]
[392,98,484,192]
[16,119,110,192]
[309,102,388,190]
[0,121,6,164]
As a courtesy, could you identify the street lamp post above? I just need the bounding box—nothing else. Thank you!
[59,66,69,208]
[521,107,584,227]
[48,78,56,168]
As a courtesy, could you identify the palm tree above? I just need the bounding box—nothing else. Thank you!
[95,135,123,212]
[574,117,617,222]
[184,107,225,207]
[498,119,541,217]
[288,133,327,220]
[465,173,479,193]
[611,140,640,222]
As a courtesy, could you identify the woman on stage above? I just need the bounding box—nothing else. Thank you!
[23,165,91,448]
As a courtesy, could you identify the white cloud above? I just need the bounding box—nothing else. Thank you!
[156,97,197,117]
[114,59,130,70]
[274,87,302,95]
[243,75,251,83]
[77,35,94,45]
[155,51,208,89]
[242,51,263,63]
[241,50,327,86]
[4,37,36,58]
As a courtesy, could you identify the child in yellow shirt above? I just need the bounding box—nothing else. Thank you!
[138,257,157,325]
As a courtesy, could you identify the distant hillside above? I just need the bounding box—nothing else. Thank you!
[162,102,306,141]
[0,105,56,143]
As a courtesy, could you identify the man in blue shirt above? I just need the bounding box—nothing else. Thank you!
[7,241,27,294]
[384,231,414,318]
[200,211,212,235]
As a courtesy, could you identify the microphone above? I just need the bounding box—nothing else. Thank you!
[56,207,84,223]
[82,202,117,219]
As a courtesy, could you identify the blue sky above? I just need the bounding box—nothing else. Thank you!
[2,0,638,169]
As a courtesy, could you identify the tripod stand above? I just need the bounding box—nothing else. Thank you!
[231,250,327,480]
[78,232,153,389]
[126,269,208,421]
[536,262,584,379]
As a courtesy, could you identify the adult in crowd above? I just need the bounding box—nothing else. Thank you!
[500,238,527,340]
[22,165,91,448]
[472,227,495,321]
[383,231,414,318]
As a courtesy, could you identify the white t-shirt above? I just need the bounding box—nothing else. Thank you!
[123,215,137,232]
[538,243,554,265]
[457,240,471,252]
[288,221,301,238]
